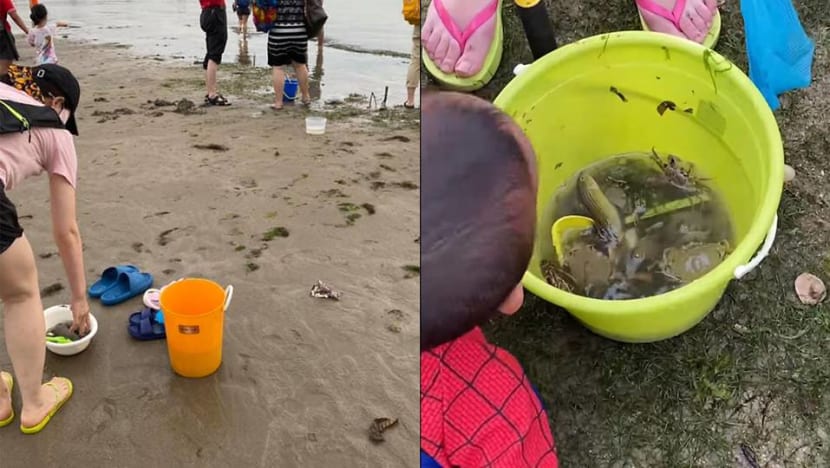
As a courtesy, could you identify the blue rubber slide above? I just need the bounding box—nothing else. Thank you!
[100,270,154,306]
[88,264,138,298]
[128,307,166,340]
[741,0,814,110]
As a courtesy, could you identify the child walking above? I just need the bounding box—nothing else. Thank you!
[421,91,559,467]
[26,4,68,65]
[268,0,310,109]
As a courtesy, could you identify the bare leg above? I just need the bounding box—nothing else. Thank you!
[241,15,248,36]
[271,66,286,109]
[0,60,10,77]
[0,235,71,429]
[292,62,311,104]
[206,59,219,98]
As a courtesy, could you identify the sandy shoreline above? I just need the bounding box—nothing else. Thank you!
[0,39,419,466]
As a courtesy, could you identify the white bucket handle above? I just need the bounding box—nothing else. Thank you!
[224,285,234,311]
[734,214,778,280]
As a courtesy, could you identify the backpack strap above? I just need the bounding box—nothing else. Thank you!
[0,99,66,135]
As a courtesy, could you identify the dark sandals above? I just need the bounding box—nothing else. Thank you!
[204,94,231,106]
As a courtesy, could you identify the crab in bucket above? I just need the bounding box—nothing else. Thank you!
[649,148,709,194]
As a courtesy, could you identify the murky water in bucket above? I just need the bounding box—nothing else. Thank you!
[541,151,735,300]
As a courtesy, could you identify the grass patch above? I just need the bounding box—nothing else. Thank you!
[402,264,420,278]
[262,227,290,240]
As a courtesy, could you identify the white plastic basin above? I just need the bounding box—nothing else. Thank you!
[44,305,98,356]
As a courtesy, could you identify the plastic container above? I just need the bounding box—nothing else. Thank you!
[305,116,327,135]
[495,31,784,343]
[44,305,98,356]
[159,278,233,378]
[283,78,299,103]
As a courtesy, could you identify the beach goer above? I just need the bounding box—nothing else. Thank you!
[402,0,419,109]
[268,0,310,110]
[232,0,250,36]
[635,0,718,44]
[0,63,85,434]
[421,92,559,467]
[26,4,68,65]
[0,0,29,76]
[200,0,230,106]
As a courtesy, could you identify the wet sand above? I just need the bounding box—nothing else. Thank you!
[0,40,419,466]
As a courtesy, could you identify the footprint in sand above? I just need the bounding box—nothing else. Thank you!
[193,143,229,152]
[157,227,179,246]
[386,309,408,333]
[40,282,64,297]
[381,135,410,143]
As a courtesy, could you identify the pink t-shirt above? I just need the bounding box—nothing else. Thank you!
[0,83,78,191]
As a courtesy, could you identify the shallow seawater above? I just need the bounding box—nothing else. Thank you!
[39,0,414,103]
[540,151,735,300]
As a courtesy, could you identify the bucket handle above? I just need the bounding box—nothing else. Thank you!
[734,214,777,280]
[159,279,234,311]
[224,285,234,311]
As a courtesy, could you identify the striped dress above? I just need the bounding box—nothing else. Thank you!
[267,0,307,66]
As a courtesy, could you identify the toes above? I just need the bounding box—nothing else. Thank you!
[421,14,437,47]
[424,28,441,56]
[433,34,454,73]
[440,40,462,72]
[703,0,719,12]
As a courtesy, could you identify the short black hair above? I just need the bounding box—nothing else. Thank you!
[30,4,47,24]
[421,92,538,350]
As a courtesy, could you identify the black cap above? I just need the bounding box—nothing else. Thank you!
[32,64,80,136]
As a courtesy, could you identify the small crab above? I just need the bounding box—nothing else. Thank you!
[540,259,577,293]
[650,148,707,193]
[563,243,614,295]
[659,240,731,282]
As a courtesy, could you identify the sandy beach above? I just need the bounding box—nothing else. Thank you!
[0,38,419,467]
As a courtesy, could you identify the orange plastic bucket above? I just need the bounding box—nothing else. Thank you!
[159,278,233,378]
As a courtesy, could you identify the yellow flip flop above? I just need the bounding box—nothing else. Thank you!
[0,372,13,427]
[20,377,73,435]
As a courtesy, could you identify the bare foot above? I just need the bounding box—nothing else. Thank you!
[422,0,498,76]
[19,377,72,430]
[0,372,12,423]
[271,101,283,111]
[636,0,717,44]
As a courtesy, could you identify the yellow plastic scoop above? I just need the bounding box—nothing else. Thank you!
[550,215,595,265]
[550,193,712,264]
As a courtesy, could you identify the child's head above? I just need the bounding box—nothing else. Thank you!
[421,91,538,350]
[30,4,48,26]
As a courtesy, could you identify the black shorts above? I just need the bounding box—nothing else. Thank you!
[200,6,228,69]
[0,182,23,255]
[236,6,250,16]
[267,25,308,67]
[0,29,19,62]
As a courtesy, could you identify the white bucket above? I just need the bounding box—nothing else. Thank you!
[305,116,327,135]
